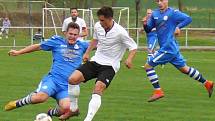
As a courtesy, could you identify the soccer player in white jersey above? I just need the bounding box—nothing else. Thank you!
[59,6,137,121]
[62,8,88,117]
[0,17,11,39]
[62,8,88,40]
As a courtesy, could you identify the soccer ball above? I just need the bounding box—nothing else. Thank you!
[34,113,52,121]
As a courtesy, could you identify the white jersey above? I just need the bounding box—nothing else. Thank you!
[2,19,11,28]
[91,21,137,72]
[62,17,87,40]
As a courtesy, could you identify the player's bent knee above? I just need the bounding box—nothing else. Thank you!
[144,63,152,70]
[31,92,49,103]
[69,70,84,85]
[93,81,106,95]
[179,66,189,74]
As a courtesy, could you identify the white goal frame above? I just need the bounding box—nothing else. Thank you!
[42,7,130,38]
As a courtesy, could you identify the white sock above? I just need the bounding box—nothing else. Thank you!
[84,94,101,121]
[68,84,80,112]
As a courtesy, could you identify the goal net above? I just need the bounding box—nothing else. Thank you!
[42,7,129,39]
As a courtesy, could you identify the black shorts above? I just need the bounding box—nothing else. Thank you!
[77,61,115,88]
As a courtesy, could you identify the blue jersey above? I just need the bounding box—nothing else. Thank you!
[40,35,88,86]
[144,7,192,54]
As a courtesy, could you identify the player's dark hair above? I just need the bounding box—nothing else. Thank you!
[97,6,113,18]
[70,7,78,12]
[67,22,80,32]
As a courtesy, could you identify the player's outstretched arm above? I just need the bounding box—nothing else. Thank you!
[125,49,137,69]
[8,44,41,56]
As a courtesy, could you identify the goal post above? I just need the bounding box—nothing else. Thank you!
[90,7,129,31]
[42,7,129,39]
[42,8,93,38]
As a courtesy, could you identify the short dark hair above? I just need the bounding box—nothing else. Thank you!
[67,22,80,32]
[70,8,78,12]
[97,6,113,18]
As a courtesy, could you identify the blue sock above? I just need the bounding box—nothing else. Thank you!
[146,68,160,89]
[16,92,35,107]
[186,67,206,84]
[48,107,60,117]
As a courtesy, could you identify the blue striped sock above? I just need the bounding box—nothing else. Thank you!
[48,107,60,117]
[146,68,160,89]
[187,67,206,84]
[16,92,34,107]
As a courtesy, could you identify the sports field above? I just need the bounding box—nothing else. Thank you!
[0,48,215,121]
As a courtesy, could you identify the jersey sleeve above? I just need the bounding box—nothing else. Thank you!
[40,36,59,51]
[120,28,137,51]
[173,9,192,29]
[144,13,155,33]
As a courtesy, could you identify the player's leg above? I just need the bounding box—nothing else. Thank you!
[180,66,213,97]
[5,91,49,111]
[0,28,4,39]
[48,82,80,120]
[144,51,173,102]
[59,61,97,120]
[84,82,104,121]
[171,52,214,97]
[173,56,214,97]
[68,84,80,112]
[47,85,70,117]
[84,65,115,121]
[4,75,55,111]
[5,29,9,39]
[58,84,80,120]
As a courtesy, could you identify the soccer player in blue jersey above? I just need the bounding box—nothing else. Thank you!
[141,9,158,63]
[4,22,88,119]
[143,0,214,102]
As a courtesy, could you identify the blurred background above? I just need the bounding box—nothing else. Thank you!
[0,0,214,48]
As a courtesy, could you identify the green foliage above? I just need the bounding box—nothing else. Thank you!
[0,0,215,27]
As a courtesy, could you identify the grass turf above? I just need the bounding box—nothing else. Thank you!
[0,49,215,121]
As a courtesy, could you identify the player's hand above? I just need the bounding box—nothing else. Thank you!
[142,16,148,25]
[174,27,181,36]
[82,53,90,63]
[8,50,20,56]
[125,59,133,69]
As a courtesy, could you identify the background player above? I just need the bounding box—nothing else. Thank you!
[140,9,158,68]
[143,0,214,102]
[62,7,88,40]
[0,17,11,39]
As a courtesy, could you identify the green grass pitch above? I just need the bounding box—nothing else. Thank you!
[0,48,215,121]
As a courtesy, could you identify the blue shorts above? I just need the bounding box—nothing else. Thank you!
[36,75,68,100]
[147,32,157,52]
[148,51,186,69]
[147,35,157,52]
